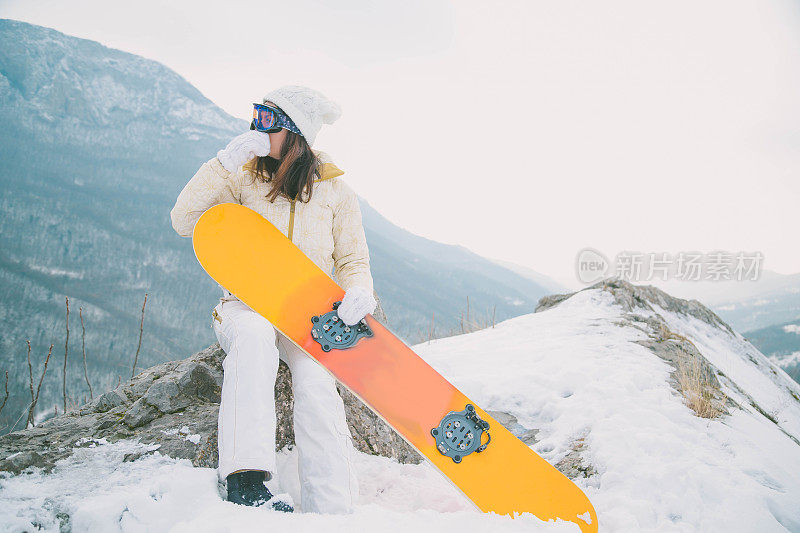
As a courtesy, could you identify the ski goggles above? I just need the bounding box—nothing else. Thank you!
[251,103,303,137]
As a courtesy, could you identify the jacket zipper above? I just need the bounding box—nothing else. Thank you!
[288,199,296,242]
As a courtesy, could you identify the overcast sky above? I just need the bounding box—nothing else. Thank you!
[2,0,799,286]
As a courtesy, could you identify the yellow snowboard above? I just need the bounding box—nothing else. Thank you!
[193,203,598,531]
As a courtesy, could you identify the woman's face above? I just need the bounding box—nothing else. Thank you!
[263,100,287,159]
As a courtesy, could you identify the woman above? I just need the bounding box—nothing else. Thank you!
[169,85,377,514]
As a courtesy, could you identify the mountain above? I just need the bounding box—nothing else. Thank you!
[645,271,800,333]
[359,201,553,341]
[651,270,800,305]
[0,18,246,436]
[1,279,798,530]
[742,320,800,384]
[0,19,553,434]
[489,258,567,294]
[633,273,800,381]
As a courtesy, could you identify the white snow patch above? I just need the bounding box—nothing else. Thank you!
[770,352,800,368]
[159,426,201,445]
[0,439,570,532]
[27,263,84,279]
[74,437,110,448]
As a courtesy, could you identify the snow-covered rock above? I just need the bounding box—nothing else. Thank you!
[1,278,799,531]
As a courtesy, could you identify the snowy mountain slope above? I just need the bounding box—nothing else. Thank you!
[418,280,800,531]
[651,302,800,441]
[0,18,242,151]
[2,279,799,531]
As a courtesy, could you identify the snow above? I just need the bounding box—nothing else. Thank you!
[26,263,84,279]
[0,439,568,532]
[416,289,800,531]
[159,425,202,445]
[2,288,800,531]
[74,437,109,448]
[771,352,800,368]
[784,325,800,335]
[652,303,800,439]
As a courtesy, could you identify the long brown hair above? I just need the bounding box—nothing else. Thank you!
[245,129,320,203]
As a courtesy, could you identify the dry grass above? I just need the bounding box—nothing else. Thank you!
[676,356,725,419]
[413,297,497,345]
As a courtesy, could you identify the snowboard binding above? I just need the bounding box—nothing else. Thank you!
[431,404,492,463]
[310,301,374,352]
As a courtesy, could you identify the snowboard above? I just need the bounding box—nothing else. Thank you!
[193,203,598,532]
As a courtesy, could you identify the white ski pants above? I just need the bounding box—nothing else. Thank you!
[211,299,359,513]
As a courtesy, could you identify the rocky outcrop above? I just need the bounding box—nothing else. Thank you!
[0,347,553,477]
[0,298,426,474]
[537,278,732,335]
[538,279,734,417]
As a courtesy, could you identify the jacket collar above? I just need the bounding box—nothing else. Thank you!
[314,149,345,181]
[241,149,344,182]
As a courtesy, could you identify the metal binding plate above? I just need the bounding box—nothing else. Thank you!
[310,301,374,352]
[431,404,491,463]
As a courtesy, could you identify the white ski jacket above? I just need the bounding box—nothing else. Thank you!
[170,150,374,302]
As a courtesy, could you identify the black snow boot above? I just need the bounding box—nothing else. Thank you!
[225,470,294,512]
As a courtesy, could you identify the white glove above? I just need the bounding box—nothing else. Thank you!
[217,131,271,172]
[337,286,377,326]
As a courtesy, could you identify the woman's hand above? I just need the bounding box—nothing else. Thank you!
[337,286,377,326]
[217,131,271,172]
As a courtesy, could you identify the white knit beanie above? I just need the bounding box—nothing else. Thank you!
[263,85,342,147]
